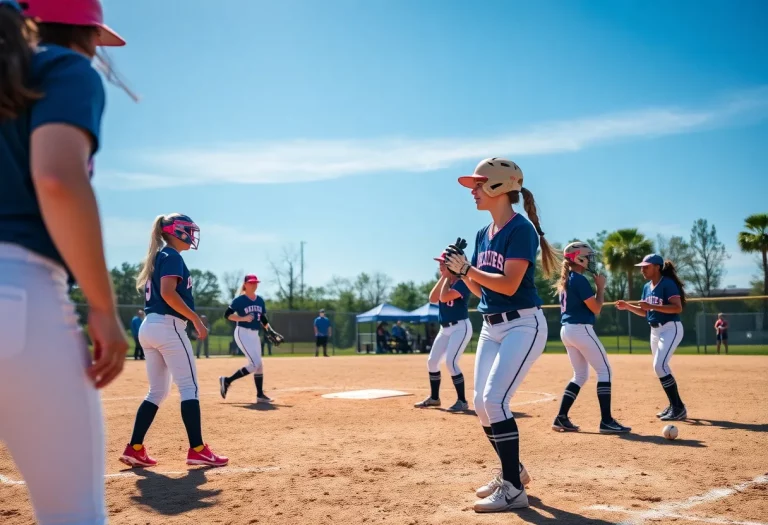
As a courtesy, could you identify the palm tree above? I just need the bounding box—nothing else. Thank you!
[737,213,768,296]
[603,229,654,299]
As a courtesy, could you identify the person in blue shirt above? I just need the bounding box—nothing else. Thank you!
[414,251,473,411]
[0,1,130,522]
[219,274,283,403]
[553,242,630,434]
[314,309,332,357]
[121,213,229,469]
[617,254,688,421]
[131,309,146,360]
[443,158,555,513]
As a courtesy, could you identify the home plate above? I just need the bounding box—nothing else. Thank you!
[322,389,412,400]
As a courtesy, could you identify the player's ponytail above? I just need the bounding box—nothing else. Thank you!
[661,260,687,307]
[512,187,557,278]
[0,3,42,121]
[135,215,166,293]
[555,258,571,295]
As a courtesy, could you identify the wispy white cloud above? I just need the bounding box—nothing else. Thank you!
[102,217,277,247]
[98,87,768,190]
[637,222,689,238]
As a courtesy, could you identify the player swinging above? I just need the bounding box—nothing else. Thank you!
[552,242,630,434]
[219,274,284,403]
[443,158,554,513]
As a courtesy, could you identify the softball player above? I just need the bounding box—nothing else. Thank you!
[219,274,283,402]
[120,214,229,468]
[553,242,630,434]
[616,254,688,421]
[0,1,130,523]
[443,158,555,513]
[414,251,473,411]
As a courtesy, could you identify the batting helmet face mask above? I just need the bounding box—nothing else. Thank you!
[162,215,200,250]
[458,158,524,197]
[21,0,125,46]
[564,242,598,275]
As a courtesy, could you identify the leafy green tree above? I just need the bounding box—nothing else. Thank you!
[737,213,768,297]
[603,229,654,300]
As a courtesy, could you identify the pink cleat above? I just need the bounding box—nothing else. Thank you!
[186,444,228,467]
[119,444,158,468]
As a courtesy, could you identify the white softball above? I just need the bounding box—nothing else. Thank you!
[662,424,678,440]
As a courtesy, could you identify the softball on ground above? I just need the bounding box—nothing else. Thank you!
[662,424,678,440]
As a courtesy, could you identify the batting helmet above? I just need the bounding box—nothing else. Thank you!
[162,214,200,250]
[21,0,125,46]
[564,242,598,275]
[458,158,523,197]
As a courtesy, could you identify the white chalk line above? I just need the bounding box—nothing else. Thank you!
[586,474,768,525]
[0,466,279,486]
[103,387,557,406]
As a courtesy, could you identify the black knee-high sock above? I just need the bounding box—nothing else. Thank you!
[227,367,250,384]
[597,382,613,422]
[180,399,204,449]
[130,400,159,446]
[451,373,466,402]
[659,374,683,408]
[483,426,499,457]
[429,371,441,400]
[254,374,264,396]
[558,382,581,417]
[491,418,521,489]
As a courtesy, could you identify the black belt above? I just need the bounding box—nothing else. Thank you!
[483,306,540,326]
[650,321,670,328]
[441,320,459,328]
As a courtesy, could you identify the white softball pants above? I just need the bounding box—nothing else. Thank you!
[427,318,472,376]
[560,324,612,386]
[0,243,106,525]
[139,313,199,405]
[650,321,684,378]
[474,308,548,426]
[234,326,263,374]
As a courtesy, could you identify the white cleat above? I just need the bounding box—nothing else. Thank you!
[256,394,273,403]
[474,480,529,513]
[413,397,440,408]
[476,464,530,498]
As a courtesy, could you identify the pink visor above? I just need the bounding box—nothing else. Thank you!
[244,275,260,284]
[23,0,125,47]
[458,174,488,188]
[434,252,447,262]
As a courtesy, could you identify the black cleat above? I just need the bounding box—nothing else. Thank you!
[219,377,229,399]
[599,419,632,434]
[656,406,672,419]
[661,405,687,421]
[552,415,580,432]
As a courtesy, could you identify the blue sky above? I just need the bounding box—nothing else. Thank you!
[95,0,768,294]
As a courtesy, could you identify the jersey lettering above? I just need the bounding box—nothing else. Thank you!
[477,250,505,272]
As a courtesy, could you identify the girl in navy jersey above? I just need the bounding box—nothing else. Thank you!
[120,214,228,468]
[414,252,473,411]
[617,254,688,421]
[443,158,555,513]
[219,274,283,403]
[553,242,630,434]
[0,1,129,522]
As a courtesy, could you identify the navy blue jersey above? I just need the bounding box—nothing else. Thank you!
[470,213,542,314]
[0,44,105,271]
[559,271,596,325]
[314,316,331,336]
[641,277,681,325]
[438,279,470,324]
[144,247,195,320]
[230,294,266,330]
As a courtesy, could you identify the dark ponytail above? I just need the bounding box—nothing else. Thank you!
[0,3,41,120]
[508,187,558,278]
[661,260,687,307]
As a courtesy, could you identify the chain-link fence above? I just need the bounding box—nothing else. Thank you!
[78,296,766,358]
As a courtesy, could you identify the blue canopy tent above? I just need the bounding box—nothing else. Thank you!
[355,303,417,353]
[408,302,439,323]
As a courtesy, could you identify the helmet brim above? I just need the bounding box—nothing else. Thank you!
[97,24,125,46]
[458,175,487,188]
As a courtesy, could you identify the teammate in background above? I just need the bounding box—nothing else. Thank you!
[715,313,728,354]
[443,158,554,513]
[121,214,229,468]
[553,243,630,434]
[131,309,146,360]
[219,274,284,402]
[414,251,473,411]
[314,308,332,357]
[195,314,210,358]
[616,254,688,421]
[0,1,130,522]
